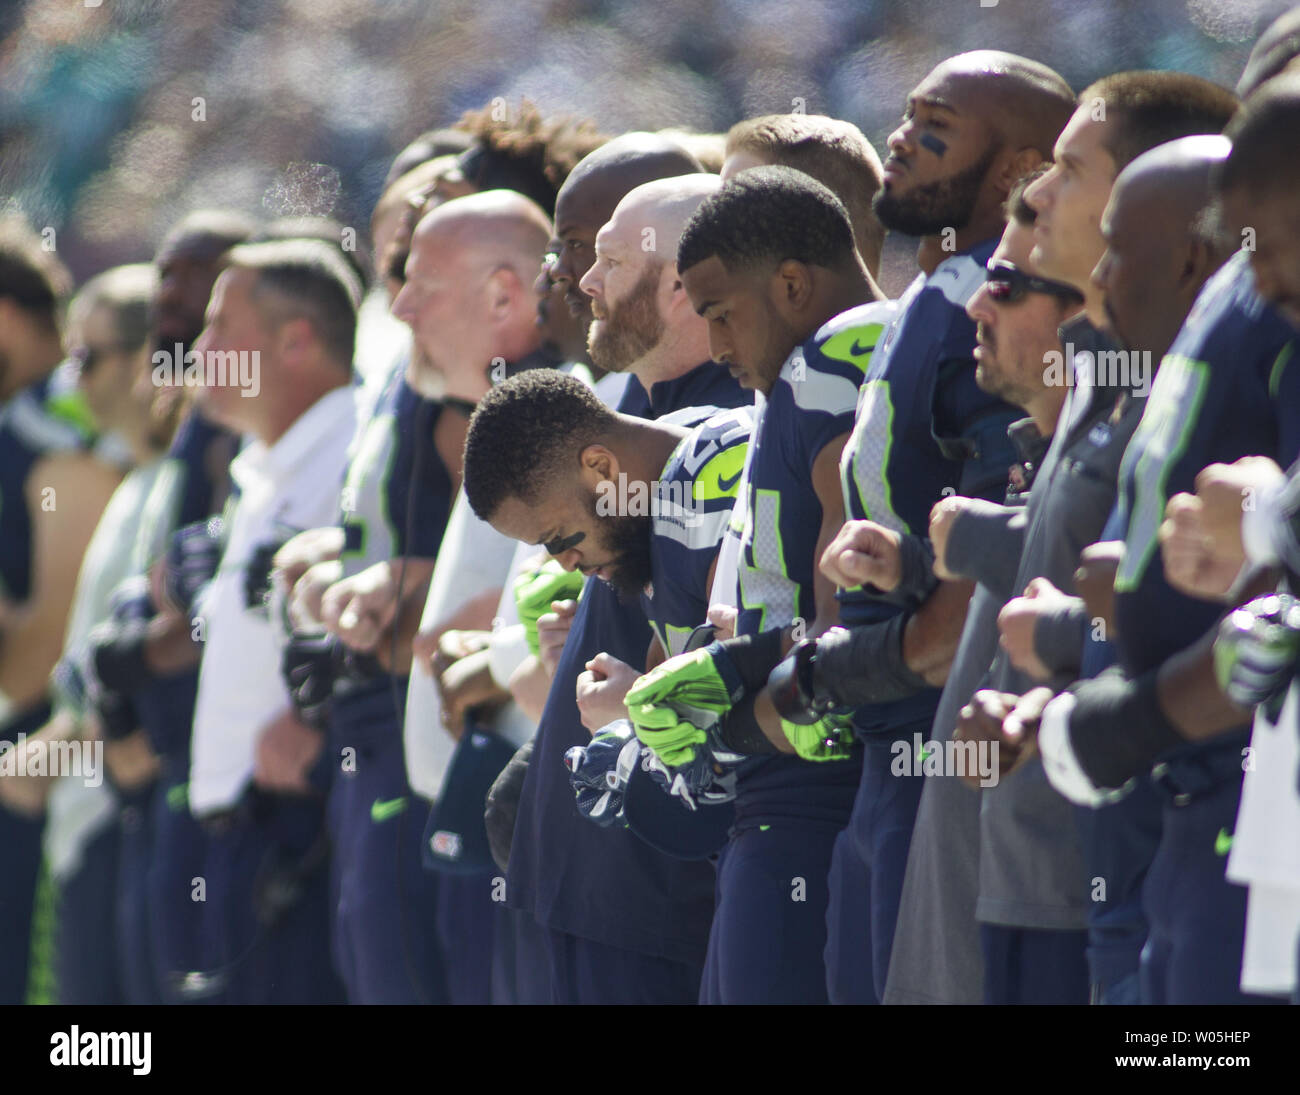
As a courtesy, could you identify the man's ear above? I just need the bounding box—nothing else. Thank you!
[775,259,814,311]
[995,148,1045,197]
[274,317,315,368]
[1180,237,1215,299]
[578,442,620,489]
[485,267,522,322]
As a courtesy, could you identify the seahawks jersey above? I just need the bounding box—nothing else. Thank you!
[646,406,753,656]
[1115,252,1300,679]
[333,365,454,723]
[129,410,236,572]
[839,239,1016,619]
[839,239,1020,733]
[338,365,452,572]
[735,299,896,637]
[730,300,895,822]
[119,408,238,761]
[506,360,747,965]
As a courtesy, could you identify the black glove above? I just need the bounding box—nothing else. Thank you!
[244,538,290,613]
[280,632,383,730]
[165,516,226,616]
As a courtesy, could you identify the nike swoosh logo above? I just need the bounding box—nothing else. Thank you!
[1215,827,1233,856]
[849,338,878,356]
[371,796,408,823]
[717,469,743,492]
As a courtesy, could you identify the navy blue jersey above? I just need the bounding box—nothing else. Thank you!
[838,239,1020,732]
[1115,252,1300,678]
[735,300,896,637]
[128,408,237,760]
[646,406,753,655]
[335,368,455,720]
[730,301,896,823]
[506,360,747,962]
[339,368,452,569]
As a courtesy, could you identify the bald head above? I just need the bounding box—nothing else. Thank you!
[1093,134,1231,357]
[559,133,705,224]
[608,174,723,261]
[578,174,721,384]
[394,190,551,399]
[550,135,706,319]
[926,50,1076,157]
[414,188,552,284]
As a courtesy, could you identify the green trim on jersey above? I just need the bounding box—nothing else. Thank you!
[1268,341,1295,400]
[692,442,747,504]
[819,322,888,375]
[1115,354,1210,592]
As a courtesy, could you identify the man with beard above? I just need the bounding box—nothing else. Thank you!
[1007,78,1300,1004]
[461,366,751,770]
[497,173,746,1005]
[943,72,1239,1006]
[84,210,254,1003]
[626,166,895,1003]
[0,222,120,1004]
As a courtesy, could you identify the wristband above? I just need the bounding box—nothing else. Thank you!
[715,628,787,695]
[715,693,781,755]
[91,625,152,694]
[811,617,932,708]
[1065,668,1183,789]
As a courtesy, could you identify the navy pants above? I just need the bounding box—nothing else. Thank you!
[55,820,123,1004]
[546,927,702,1005]
[146,765,210,1002]
[701,818,843,1004]
[116,785,162,1004]
[824,730,927,1004]
[329,728,447,1004]
[434,867,501,1004]
[198,791,345,1005]
[980,924,1090,1004]
[506,907,554,1005]
[1140,776,1279,1005]
[0,804,43,1004]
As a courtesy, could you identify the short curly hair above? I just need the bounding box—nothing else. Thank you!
[463,369,618,520]
[677,164,856,278]
[454,100,608,215]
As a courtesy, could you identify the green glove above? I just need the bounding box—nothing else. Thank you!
[779,711,856,762]
[623,646,745,769]
[514,560,586,655]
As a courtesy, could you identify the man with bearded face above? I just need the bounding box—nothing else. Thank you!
[492,173,746,1005]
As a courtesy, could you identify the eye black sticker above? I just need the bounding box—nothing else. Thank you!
[544,530,585,556]
[919,133,947,158]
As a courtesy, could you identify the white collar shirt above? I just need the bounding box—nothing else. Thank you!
[189,385,357,815]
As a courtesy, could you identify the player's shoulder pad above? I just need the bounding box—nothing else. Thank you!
[782,299,898,416]
[926,249,988,310]
[679,406,753,505]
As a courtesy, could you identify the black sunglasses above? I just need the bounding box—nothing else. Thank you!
[985,260,1084,305]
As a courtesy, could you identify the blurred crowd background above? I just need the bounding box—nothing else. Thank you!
[0,0,1290,293]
